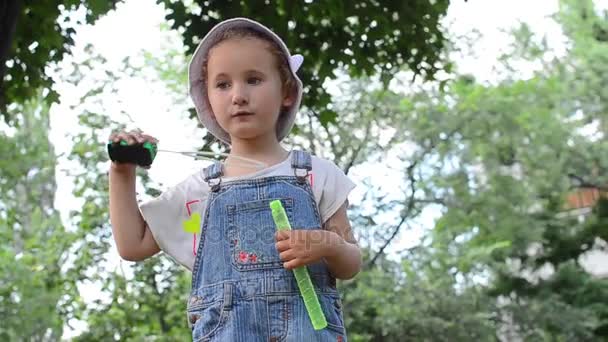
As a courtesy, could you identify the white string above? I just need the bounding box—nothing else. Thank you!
[156,149,268,170]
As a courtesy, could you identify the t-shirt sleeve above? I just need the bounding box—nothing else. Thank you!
[138,172,208,271]
[316,159,356,224]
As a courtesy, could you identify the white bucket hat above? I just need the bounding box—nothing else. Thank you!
[188,17,304,144]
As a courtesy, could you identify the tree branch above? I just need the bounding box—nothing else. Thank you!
[311,109,338,160]
[305,110,317,154]
[343,119,371,175]
[367,161,419,268]
[365,120,465,268]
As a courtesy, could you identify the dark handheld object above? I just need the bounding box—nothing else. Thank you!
[107,140,157,167]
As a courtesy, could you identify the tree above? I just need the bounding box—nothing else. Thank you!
[2,1,452,128]
[159,0,451,128]
[309,0,608,339]
[485,1,608,338]
[392,0,608,338]
[0,0,122,119]
[0,93,72,340]
[339,248,498,342]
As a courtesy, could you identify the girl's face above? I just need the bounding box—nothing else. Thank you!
[206,37,293,143]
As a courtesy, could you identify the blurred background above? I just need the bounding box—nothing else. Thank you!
[1,0,608,340]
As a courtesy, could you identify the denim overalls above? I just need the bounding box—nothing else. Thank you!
[187,150,347,341]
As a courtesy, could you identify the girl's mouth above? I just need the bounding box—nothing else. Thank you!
[232,111,254,117]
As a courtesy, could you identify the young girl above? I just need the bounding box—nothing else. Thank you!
[109,17,361,341]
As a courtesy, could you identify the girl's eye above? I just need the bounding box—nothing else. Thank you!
[248,77,261,85]
[216,81,230,89]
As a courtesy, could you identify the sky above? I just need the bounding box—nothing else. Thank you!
[46,0,608,339]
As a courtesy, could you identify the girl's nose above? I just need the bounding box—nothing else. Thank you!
[231,85,248,106]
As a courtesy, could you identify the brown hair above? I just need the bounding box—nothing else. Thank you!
[201,27,298,102]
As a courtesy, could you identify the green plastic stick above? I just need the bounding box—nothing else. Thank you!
[270,200,328,330]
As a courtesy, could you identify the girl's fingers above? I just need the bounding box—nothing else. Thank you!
[125,130,142,144]
[113,132,129,143]
[110,130,156,145]
[129,130,144,143]
[283,259,301,270]
[275,230,291,241]
[124,133,136,144]
[275,240,290,253]
[111,132,126,143]
[279,250,295,262]
[140,134,158,144]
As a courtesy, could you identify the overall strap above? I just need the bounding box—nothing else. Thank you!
[203,161,224,191]
[290,150,311,183]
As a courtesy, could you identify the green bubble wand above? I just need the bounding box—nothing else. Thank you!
[270,200,328,330]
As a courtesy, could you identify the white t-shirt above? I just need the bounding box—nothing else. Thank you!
[139,151,356,271]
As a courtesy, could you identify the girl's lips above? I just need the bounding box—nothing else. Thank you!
[232,111,254,117]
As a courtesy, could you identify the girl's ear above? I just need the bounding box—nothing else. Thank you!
[282,94,294,107]
[282,85,296,107]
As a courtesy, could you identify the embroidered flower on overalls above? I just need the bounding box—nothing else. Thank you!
[249,253,258,263]
[239,251,248,262]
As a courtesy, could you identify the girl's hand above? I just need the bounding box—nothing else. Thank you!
[108,130,158,172]
[274,229,341,270]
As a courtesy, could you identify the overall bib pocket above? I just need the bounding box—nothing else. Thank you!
[227,197,294,271]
